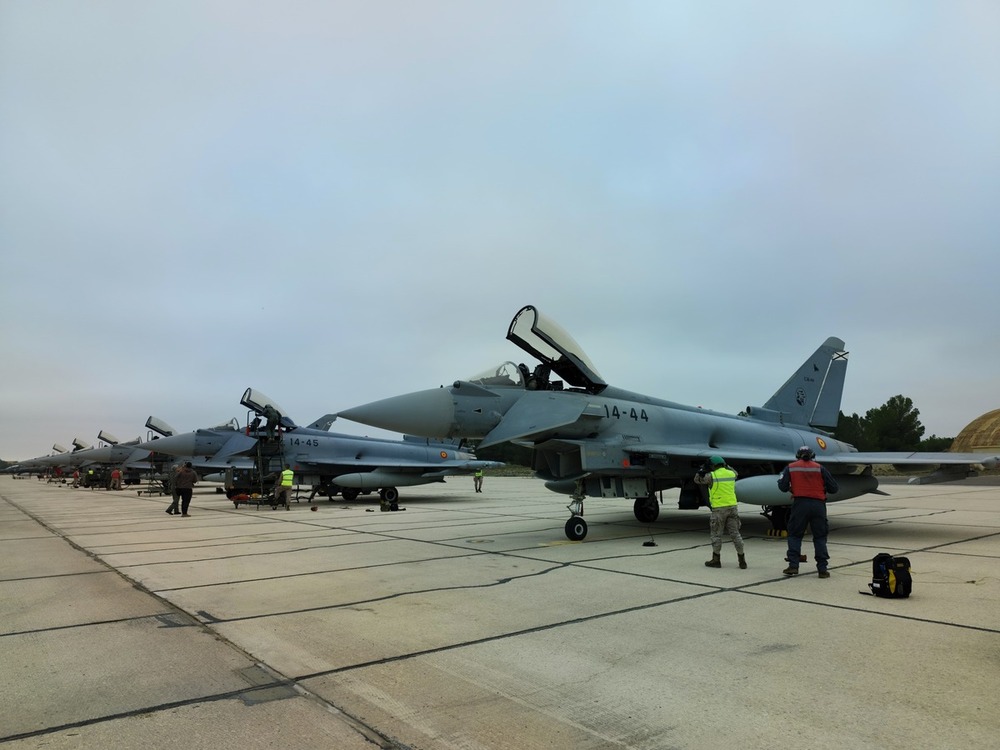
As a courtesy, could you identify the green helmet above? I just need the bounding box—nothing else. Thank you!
[709,455,725,466]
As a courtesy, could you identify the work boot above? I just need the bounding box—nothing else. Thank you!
[782,566,799,576]
[705,553,721,568]
[818,570,830,579]
[738,554,747,569]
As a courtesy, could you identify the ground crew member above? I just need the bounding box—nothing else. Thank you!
[110,468,122,491]
[474,468,484,493]
[777,446,839,577]
[694,455,746,568]
[165,464,181,514]
[72,469,80,488]
[274,464,294,507]
[173,462,198,516]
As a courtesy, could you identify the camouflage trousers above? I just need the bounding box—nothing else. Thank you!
[709,505,744,554]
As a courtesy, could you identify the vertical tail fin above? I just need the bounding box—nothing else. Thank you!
[307,414,338,431]
[758,337,848,429]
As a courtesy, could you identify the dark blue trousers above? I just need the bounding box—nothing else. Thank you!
[785,497,829,571]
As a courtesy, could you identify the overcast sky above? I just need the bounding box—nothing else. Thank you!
[2,2,998,461]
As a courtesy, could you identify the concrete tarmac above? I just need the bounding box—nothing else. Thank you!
[2,475,998,749]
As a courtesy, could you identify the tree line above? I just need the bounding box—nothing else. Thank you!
[832,394,953,452]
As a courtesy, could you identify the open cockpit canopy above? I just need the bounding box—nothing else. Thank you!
[506,305,606,393]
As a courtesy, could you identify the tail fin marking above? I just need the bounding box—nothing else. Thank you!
[757,337,848,429]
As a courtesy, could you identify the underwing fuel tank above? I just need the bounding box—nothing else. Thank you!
[333,470,443,489]
[734,473,881,506]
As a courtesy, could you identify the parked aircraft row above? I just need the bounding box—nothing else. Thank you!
[337,304,1000,540]
[11,304,997,539]
[7,389,501,507]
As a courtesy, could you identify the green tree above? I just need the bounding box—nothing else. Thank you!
[833,411,872,450]
[918,435,954,451]
[864,395,925,451]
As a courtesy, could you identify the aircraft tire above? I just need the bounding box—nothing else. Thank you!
[382,487,399,503]
[633,495,659,523]
[340,488,360,502]
[565,516,588,541]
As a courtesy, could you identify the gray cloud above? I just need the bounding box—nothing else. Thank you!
[2,1,998,459]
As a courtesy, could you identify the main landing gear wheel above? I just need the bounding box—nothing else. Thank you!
[340,488,360,501]
[565,516,588,541]
[379,487,399,503]
[762,505,790,536]
[633,495,659,523]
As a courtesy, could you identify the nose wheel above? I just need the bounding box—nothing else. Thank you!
[565,515,588,541]
[633,494,660,523]
[564,496,588,540]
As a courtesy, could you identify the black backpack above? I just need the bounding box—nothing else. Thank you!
[868,553,912,598]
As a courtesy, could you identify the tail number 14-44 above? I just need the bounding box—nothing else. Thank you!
[604,405,649,422]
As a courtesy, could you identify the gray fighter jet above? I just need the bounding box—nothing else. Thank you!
[339,304,1000,540]
[80,431,151,468]
[141,388,501,507]
[31,432,152,487]
[137,417,256,467]
[36,437,93,469]
[4,443,70,475]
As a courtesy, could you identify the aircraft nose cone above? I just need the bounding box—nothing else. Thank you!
[138,432,197,457]
[339,388,456,437]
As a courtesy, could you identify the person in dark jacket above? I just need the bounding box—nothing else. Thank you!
[173,462,199,517]
[777,446,839,577]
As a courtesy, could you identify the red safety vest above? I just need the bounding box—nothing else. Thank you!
[787,460,828,500]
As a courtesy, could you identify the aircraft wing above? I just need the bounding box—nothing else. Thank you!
[213,432,260,461]
[122,448,152,468]
[819,451,999,467]
[291,455,502,472]
[190,456,254,471]
[480,392,604,449]
[818,451,1000,484]
[624,443,796,463]
[628,444,1000,485]
[291,455,503,491]
[624,443,1000,468]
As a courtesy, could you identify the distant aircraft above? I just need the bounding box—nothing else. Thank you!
[141,388,502,507]
[79,431,151,469]
[36,437,93,469]
[339,304,1000,540]
[4,443,69,475]
[28,432,151,487]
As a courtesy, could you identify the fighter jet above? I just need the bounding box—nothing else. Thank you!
[137,417,257,467]
[339,304,1000,540]
[3,444,69,475]
[80,431,151,468]
[36,437,93,469]
[11,422,173,480]
[141,388,502,507]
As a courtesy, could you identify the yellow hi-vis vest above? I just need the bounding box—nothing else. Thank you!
[280,469,294,487]
[708,467,738,508]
